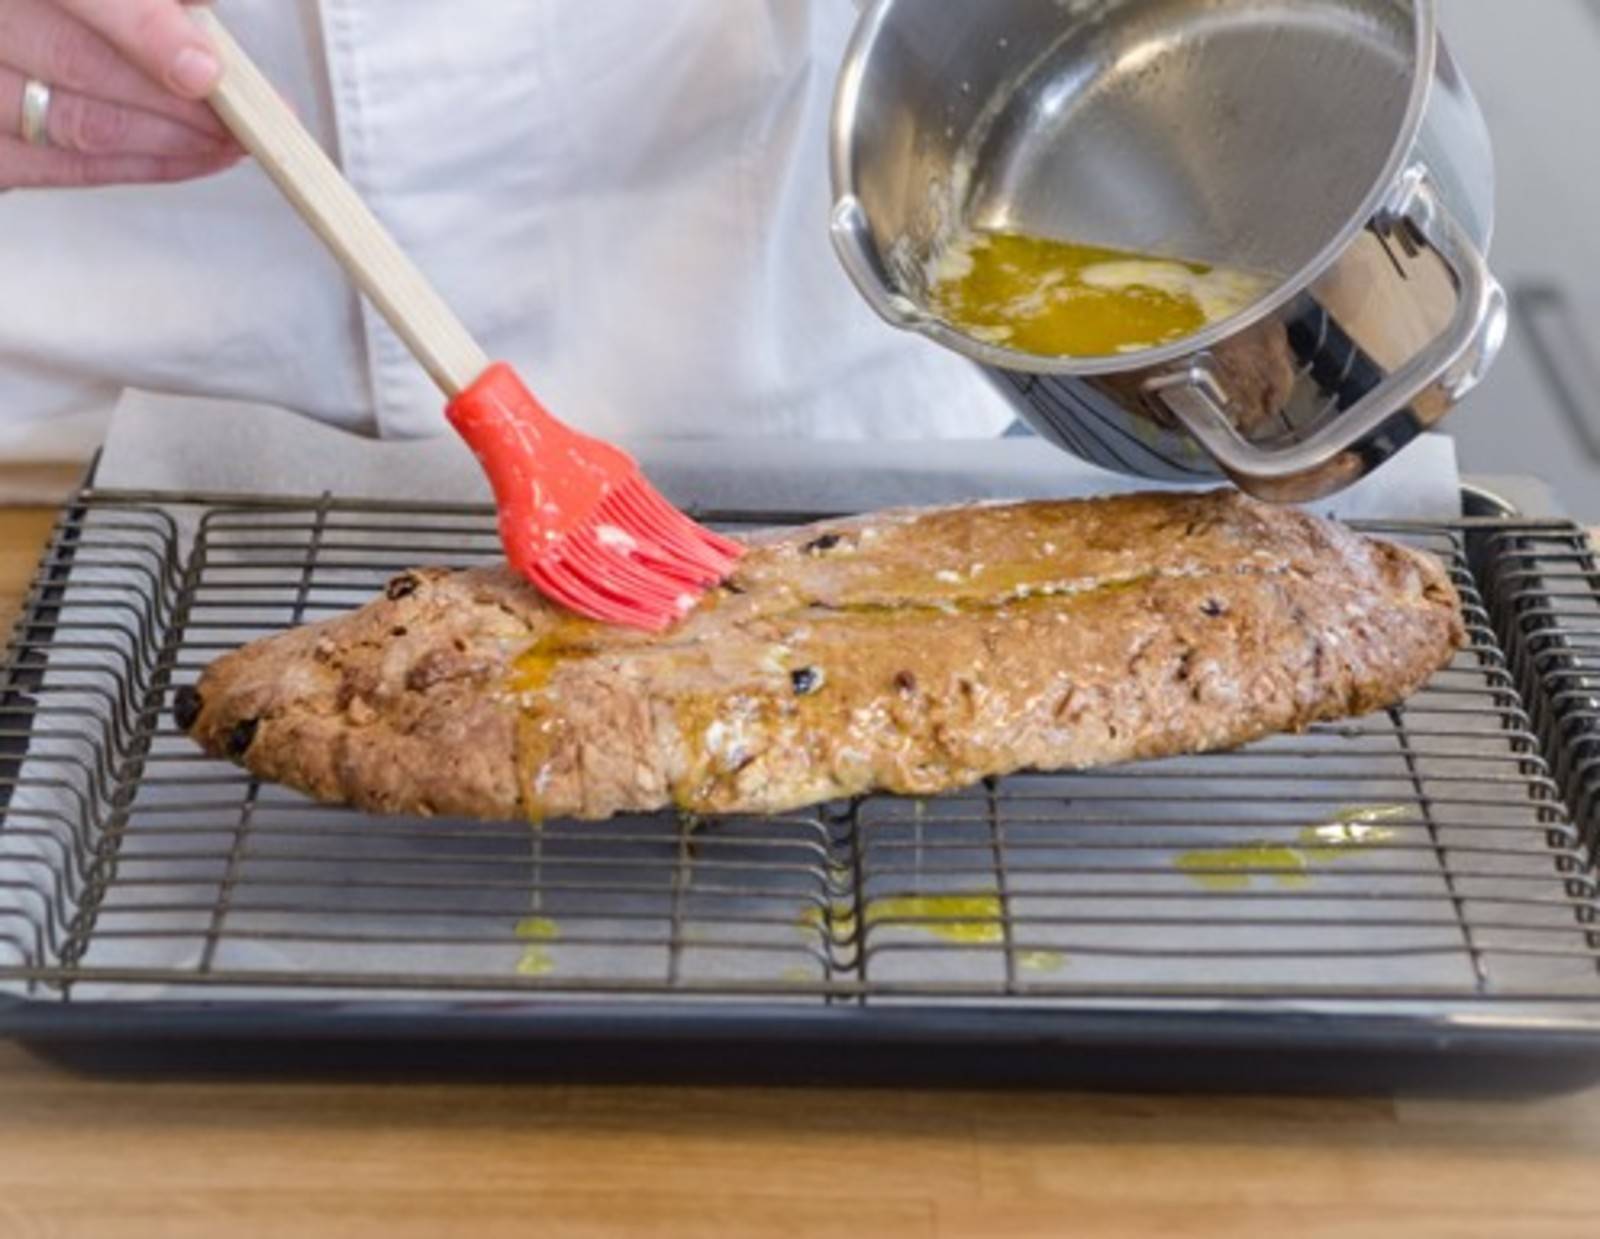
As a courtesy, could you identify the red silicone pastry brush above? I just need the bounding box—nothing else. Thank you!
[191,8,742,630]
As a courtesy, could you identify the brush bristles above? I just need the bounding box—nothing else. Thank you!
[528,478,744,630]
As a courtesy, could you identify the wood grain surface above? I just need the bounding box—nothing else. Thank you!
[3,503,1600,1239]
[1,1039,1598,1238]
[0,462,81,509]
[0,506,57,637]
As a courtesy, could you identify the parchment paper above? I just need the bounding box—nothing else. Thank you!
[95,388,1464,519]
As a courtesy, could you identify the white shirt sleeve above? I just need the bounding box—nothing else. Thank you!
[0,0,372,457]
[0,0,1014,466]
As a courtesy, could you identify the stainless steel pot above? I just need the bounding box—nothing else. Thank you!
[830,0,1506,501]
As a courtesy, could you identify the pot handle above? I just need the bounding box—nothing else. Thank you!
[1155,171,1507,486]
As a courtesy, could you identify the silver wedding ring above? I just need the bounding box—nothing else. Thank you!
[20,79,52,147]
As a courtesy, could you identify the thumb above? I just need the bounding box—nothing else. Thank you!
[52,0,221,99]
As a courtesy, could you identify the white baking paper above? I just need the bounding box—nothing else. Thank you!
[93,388,1464,520]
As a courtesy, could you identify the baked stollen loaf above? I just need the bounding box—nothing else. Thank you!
[181,490,1465,821]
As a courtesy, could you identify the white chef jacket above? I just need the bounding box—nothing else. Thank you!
[0,0,1014,464]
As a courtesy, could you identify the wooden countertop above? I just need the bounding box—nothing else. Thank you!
[0,506,57,637]
[4,501,1600,1238]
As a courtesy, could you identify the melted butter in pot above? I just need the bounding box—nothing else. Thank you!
[929,230,1273,358]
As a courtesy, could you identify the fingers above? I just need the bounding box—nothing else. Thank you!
[0,0,227,138]
[51,0,219,98]
[0,67,232,158]
[0,132,241,189]
[0,0,246,191]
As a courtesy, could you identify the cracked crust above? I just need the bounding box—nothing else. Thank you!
[183,490,1466,821]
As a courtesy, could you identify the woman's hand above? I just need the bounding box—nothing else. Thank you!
[0,0,242,189]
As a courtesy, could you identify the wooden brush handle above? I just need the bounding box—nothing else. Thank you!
[190,6,489,397]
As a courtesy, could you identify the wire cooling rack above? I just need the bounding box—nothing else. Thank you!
[1,491,1598,1058]
[1481,525,1600,857]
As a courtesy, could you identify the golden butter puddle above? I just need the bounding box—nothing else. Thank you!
[870,892,1006,944]
[929,230,1272,358]
[801,892,1065,972]
[1174,805,1410,891]
[801,901,859,940]
[514,915,559,977]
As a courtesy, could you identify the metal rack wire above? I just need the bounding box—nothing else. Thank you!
[1,493,1598,1022]
[1479,524,1600,856]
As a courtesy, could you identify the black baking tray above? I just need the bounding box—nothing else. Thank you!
[3,482,1599,1091]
